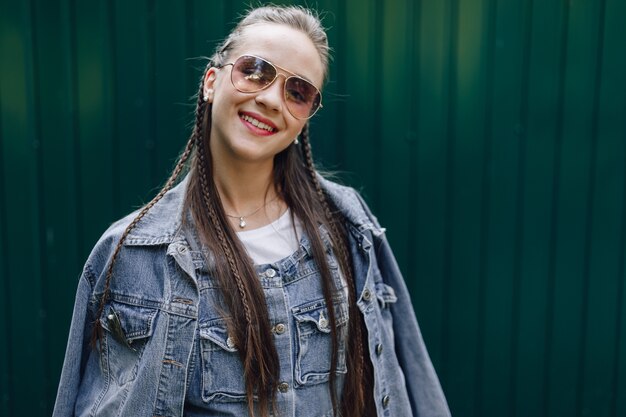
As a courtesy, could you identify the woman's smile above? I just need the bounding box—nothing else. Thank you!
[239,111,278,136]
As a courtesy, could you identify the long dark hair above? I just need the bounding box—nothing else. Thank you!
[92,6,374,417]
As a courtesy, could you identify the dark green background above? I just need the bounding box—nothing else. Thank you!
[1,0,626,416]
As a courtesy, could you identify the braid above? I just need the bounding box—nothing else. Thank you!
[190,80,278,416]
[299,124,370,415]
[90,103,197,349]
[195,126,262,412]
[194,107,254,333]
[192,86,257,350]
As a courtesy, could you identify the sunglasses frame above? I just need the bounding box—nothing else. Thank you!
[219,54,323,120]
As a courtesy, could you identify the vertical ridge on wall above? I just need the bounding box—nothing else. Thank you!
[577,0,608,415]
[41,0,82,408]
[74,0,116,254]
[475,0,496,413]
[341,0,377,189]
[154,0,187,183]
[107,0,120,220]
[309,0,341,168]
[441,0,459,392]
[617,141,626,416]
[446,0,490,414]
[30,0,49,407]
[371,0,383,210]
[547,0,604,414]
[614,167,625,412]
[147,0,157,186]
[68,0,84,259]
[515,1,562,416]
[379,0,410,280]
[30,0,53,410]
[115,0,153,213]
[542,0,570,413]
[510,0,534,415]
[405,0,420,294]
[0,3,10,411]
[584,0,626,414]
[609,3,626,413]
[414,0,448,372]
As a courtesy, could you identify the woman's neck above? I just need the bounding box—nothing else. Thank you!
[212,159,284,230]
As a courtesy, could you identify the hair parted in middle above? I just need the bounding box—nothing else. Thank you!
[92,5,375,417]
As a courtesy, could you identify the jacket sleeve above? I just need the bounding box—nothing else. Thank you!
[355,192,451,417]
[52,265,96,417]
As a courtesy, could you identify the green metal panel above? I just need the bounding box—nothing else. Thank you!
[0,0,47,415]
[414,0,448,373]
[2,1,626,416]
[514,1,564,415]
[32,0,80,410]
[581,0,626,415]
[479,0,524,414]
[548,1,603,415]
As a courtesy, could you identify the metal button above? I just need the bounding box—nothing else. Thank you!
[382,395,390,407]
[274,323,286,334]
[265,268,277,278]
[362,288,372,301]
[376,343,383,356]
[278,382,289,393]
[318,312,328,329]
[107,314,115,321]
[226,336,236,349]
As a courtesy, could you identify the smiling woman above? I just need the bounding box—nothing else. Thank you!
[52,5,450,417]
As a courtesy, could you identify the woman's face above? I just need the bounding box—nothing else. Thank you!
[204,23,325,166]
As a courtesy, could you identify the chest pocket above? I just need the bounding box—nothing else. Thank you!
[199,319,248,403]
[99,300,158,385]
[292,298,349,386]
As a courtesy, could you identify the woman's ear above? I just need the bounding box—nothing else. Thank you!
[203,68,218,102]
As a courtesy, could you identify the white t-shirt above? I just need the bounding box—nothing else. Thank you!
[236,209,303,265]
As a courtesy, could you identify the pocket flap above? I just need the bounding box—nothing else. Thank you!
[375,282,398,308]
[293,299,348,333]
[199,321,238,352]
[100,301,158,343]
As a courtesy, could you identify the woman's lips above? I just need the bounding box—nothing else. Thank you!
[239,112,278,136]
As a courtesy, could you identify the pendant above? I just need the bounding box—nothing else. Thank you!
[239,217,246,228]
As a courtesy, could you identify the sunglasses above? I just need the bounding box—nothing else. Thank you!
[220,55,323,120]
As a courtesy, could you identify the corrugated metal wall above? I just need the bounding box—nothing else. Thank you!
[1,0,625,416]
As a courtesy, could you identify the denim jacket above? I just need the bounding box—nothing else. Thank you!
[53,176,450,417]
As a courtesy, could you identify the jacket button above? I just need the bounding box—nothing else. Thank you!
[265,268,277,278]
[278,382,289,393]
[226,336,236,349]
[318,312,328,329]
[274,323,286,334]
[376,343,383,356]
[382,395,390,407]
[362,289,372,301]
[177,245,187,253]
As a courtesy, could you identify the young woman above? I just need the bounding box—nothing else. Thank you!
[53,5,450,417]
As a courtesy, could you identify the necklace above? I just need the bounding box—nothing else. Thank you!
[226,195,279,229]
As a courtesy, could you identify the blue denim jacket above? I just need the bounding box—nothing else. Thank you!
[53,176,450,417]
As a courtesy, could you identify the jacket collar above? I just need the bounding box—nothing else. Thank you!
[124,174,375,246]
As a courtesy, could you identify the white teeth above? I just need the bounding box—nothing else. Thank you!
[240,114,275,132]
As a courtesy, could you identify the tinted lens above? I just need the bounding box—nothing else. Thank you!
[285,77,321,119]
[231,56,276,92]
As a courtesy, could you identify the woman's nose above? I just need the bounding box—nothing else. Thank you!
[254,76,284,113]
